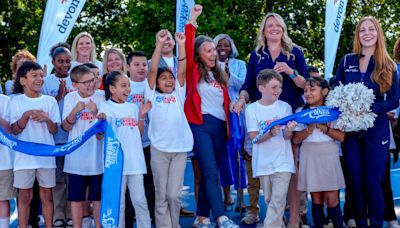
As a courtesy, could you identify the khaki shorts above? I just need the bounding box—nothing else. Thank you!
[0,169,17,200]
[14,168,56,189]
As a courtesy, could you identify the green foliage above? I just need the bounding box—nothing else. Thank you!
[0,0,399,85]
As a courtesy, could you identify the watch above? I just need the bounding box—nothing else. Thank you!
[289,69,299,79]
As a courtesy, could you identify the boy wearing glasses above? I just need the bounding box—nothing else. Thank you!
[61,65,105,228]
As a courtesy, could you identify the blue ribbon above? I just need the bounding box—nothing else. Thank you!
[253,106,340,144]
[0,120,123,227]
[229,112,245,153]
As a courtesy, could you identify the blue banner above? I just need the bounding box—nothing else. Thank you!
[0,120,123,227]
[253,106,340,143]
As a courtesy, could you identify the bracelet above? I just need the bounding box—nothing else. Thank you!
[65,117,74,125]
[289,69,299,79]
[178,56,186,61]
[16,120,25,130]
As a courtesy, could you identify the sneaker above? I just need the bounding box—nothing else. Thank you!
[38,215,45,226]
[194,217,216,228]
[82,216,92,228]
[347,219,356,228]
[241,213,260,225]
[65,218,73,227]
[53,219,65,228]
[389,220,400,228]
[218,216,239,228]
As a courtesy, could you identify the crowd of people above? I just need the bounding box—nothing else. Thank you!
[0,4,400,228]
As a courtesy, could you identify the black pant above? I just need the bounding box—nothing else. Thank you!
[383,153,396,221]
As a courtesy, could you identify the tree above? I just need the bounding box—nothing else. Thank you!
[1,0,399,85]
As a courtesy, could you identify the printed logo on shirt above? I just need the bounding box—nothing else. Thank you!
[345,65,359,73]
[210,80,223,93]
[127,93,144,103]
[155,95,176,104]
[258,118,279,130]
[75,110,96,121]
[115,118,138,127]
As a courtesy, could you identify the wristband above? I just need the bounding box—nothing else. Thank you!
[178,56,186,61]
[289,69,299,79]
[65,117,74,125]
[16,120,25,130]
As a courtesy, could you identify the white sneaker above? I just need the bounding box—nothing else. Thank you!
[347,219,356,228]
[241,213,260,225]
[82,216,92,228]
[389,220,400,228]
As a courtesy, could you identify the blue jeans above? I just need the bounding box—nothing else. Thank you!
[190,114,227,218]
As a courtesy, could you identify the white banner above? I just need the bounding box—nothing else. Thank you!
[324,0,348,80]
[176,0,195,33]
[37,0,86,74]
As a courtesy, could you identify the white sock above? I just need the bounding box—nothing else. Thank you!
[0,217,10,228]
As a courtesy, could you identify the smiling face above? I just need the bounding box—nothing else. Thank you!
[258,78,282,103]
[107,52,124,72]
[110,75,131,103]
[199,41,217,70]
[21,69,45,97]
[161,32,175,56]
[52,52,71,78]
[156,70,175,94]
[128,56,148,82]
[358,19,378,48]
[73,73,96,98]
[216,39,231,62]
[264,16,284,43]
[76,36,93,58]
[303,82,328,107]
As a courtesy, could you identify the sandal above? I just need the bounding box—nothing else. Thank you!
[53,219,65,227]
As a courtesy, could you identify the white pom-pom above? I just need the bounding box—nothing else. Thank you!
[326,82,376,132]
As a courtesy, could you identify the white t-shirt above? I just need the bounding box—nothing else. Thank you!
[0,95,13,170]
[70,60,103,76]
[293,107,337,143]
[146,81,193,152]
[10,94,60,171]
[245,100,295,177]
[98,100,146,175]
[162,56,175,75]
[5,80,14,96]
[128,79,150,148]
[197,73,226,121]
[42,74,75,144]
[62,91,104,175]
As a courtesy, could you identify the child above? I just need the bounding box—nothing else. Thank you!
[146,30,193,227]
[83,62,101,91]
[292,77,345,228]
[126,51,156,224]
[61,65,104,228]
[42,42,74,227]
[0,94,16,228]
[245,69,296,228]
[98,71,151,228]
[10,61,60,228]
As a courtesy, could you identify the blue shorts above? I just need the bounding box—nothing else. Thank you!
[67,173,102,202]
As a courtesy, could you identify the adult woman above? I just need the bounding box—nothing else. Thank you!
[232,13,309,227]
[70,32,103,75]
[213,34,247,211]
[6,50,36,95]
[102,47,126,74]
[334,16,399,228]
[184,5,239,228]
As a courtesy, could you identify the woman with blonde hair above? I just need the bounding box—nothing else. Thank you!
[70,31,103,75]
[334,16,399,228]
[102,47,127,74]
[233,12,309,227]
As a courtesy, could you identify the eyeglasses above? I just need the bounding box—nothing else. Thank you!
[76,78,95,86]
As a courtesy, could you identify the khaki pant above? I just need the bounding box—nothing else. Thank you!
[260,172,292,228]
[245,158,260,215]
[151,146,187,228]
